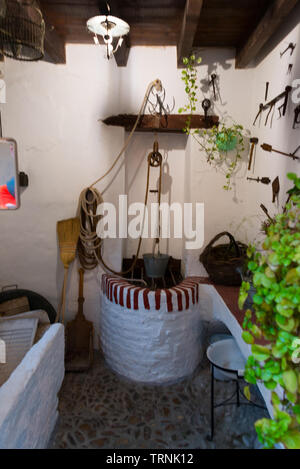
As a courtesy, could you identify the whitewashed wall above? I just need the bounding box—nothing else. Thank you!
[0,45,124,343]
[248,4,300,221]
[0,5,299,344]
[185,8,300,276]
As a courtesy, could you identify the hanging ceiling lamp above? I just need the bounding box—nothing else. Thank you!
[86,2,130,59]
[0,0,45,61]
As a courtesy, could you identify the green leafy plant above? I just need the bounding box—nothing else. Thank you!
[178,55,245,191]
[239,173,300,449]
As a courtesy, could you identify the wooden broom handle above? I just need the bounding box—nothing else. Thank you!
[56,267,69,324]
[79,268,84,298]
[78,268,85,318]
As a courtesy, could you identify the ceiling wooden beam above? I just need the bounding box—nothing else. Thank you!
[177,0,204,68]
[41,8,66,64]
[114,35,131,67]
[236,0,300,69]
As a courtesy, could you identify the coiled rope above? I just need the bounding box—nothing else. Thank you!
[77,79,162,276]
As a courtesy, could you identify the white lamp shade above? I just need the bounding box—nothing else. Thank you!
[87,15,130,37]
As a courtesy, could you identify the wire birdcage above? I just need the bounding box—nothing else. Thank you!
[0,0,45,61]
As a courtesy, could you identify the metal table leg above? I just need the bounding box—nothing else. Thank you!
[236,380,240,407]
[207,364,214,441]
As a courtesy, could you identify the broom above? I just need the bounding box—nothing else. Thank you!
[56,217,81,323]
[65,268,94,371]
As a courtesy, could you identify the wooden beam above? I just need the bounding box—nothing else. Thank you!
[236,0,300,69]
[103,114,219,132]
[41,7,66,64]
[43,25,66,64]
[177,0,204,68]
[114,35,131,67]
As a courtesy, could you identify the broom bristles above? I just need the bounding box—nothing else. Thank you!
[57,217,81,269]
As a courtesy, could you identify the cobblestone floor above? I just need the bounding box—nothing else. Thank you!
[50,350,268,449]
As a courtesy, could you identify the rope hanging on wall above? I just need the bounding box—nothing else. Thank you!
[77,79,163,275]
[0,0,45,61]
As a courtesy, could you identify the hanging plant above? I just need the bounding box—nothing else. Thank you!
[239,173,300,449]
[178,55,246,191]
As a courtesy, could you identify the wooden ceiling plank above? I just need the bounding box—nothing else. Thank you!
[41,7,67,64]
[114,35,131,67]
[177,0,204,68]
[43,26,66,64]
[236,0,300,69]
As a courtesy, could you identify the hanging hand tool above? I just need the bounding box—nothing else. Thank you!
[209,74,217,100]
[248,137,259,171]
[253,103,264,126]
[287,64,293,74]
[293,105,300,129]
[247,177,271,185]
[265,82,269,101]
[280,42,296,58]
[65,268,94,371]
[202,98,211,122]
[260,204,273,221]
[254,86,292,126]
[148,140,163,244]
[261,143,300,161]
[272,177,280,204]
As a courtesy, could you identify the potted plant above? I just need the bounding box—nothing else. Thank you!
[178,55,246,191]
[239,173,300,449]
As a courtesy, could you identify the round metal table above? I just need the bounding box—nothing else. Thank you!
[206,337,265,441]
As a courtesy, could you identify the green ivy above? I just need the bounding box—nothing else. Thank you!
[239,173,300,449]
[178,55,245,191]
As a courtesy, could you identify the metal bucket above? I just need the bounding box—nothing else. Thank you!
[143,253,170,279]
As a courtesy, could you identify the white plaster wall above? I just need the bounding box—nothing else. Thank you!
[118,47,256,267]
[183,48,255,276]
[184,4,300,276]
[118,47,189,260]
[0,324,64,449]
[248,5,300,217]
[0,45,125,344]
[0,16,299,345]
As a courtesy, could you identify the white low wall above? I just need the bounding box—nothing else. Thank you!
[0,324,64,449]
[100,279,204,385]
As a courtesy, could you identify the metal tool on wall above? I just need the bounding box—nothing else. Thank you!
[147,85,175,128]
[202,98,211,122]
[253,86,292,126]
[288,64,293,74]
[253,103,264,126]
[260,204,273,222]
[209,74,217,100]
[272,177,280,204]
[248,137,258,171]
[293,105,300,129]
[247,177,271,185]
[280,42,296,58]
[261,143,300,161]
[265,82,269,101]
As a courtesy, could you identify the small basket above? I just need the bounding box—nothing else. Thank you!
[200,231,247,286]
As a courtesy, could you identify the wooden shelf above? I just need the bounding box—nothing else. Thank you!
[102,114,219,133]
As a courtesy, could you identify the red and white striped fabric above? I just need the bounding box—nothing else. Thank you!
[101,274,201,313]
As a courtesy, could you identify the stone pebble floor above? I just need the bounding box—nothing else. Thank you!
[49,350,268,450]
